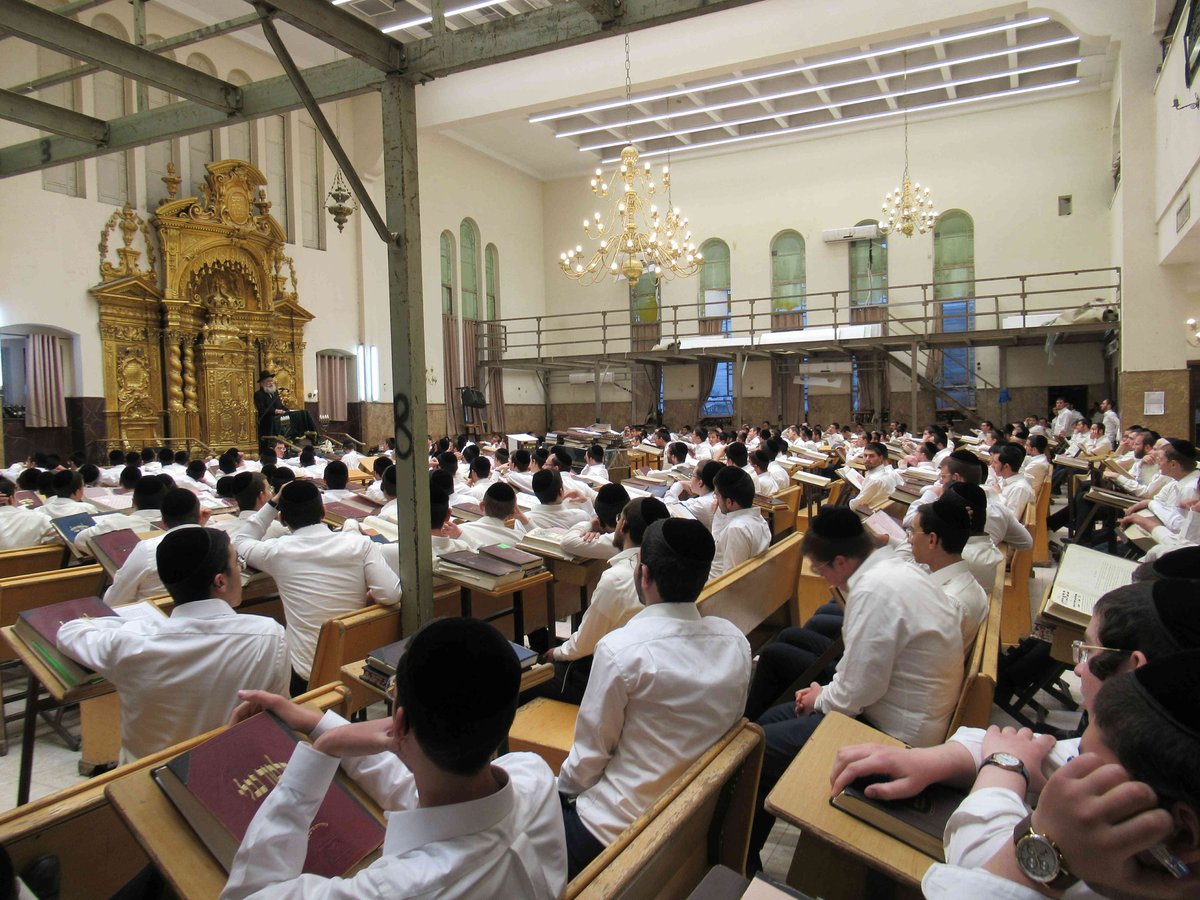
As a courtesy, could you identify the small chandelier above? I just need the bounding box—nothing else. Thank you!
[879,53,938,237]
[559,36,702,286]
[325,167,357,233]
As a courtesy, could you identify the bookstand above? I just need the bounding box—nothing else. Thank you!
[438,569,553,643]
[340,659,554,717]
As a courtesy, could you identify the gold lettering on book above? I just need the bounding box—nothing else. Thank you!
[233,757,288,800]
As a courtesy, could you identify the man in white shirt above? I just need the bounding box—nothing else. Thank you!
[531,497,670,706]
[338,440,362,473]
[40,469,101,519]
[987,443,1036,519]
[908,497,989,651]
[72,476,168,551]
[57,527,288,763]
[748,449,779,496]
[223,617,567,899]
[905,450,1033,551]
[848,442,902,514]
[528,470,592,531]
[0,476,56,550]
[708,467,771,581]
[504,448,536,493]
[1020,435,1051,491]
[665,459,720,530]
[233,479,401,694]
[579,444,609,482]
[1120,438,1200,540]
[1050,397,1085,440]
[559,483,629,561]
[104,488,207,606]
[558,518,750,878]
[749,506,963,871]
[215,472,289,540]
[1099,398,1121,446]
[458,482,524,549]
[465,456,498,501]
[318,460,358,502]
[942,481,1006,595]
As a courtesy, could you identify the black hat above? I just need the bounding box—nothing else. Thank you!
[484,482,516,504]
[230,471,255,495]
[810,506,864,540]
[1152,546,1200,580]
[1151,579,1200,651]
[258,370,275,382]
[156,526,228,590]
[276,479,322,522]
[656,518,716,565]
[1129,649,1200,741]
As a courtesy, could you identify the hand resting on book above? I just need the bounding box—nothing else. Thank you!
[230,690,322,735]
[831,742,979,801]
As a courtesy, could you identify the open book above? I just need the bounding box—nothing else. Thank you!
[1042,544,1139,627]
[836,467,865,491]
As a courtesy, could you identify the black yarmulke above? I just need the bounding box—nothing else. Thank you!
[1151,579,1200,650]
[658,518,715,564]
[230,471,255,495]
[156,526,222,587]
[810,506,864,540]
[1152,546,1200,580]
[1130,649,1200,741]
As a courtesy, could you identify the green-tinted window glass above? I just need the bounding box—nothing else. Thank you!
[933,210,975,301]
[440,231,453,315]
[631,271,659,324]
[698,239,731,317]
[485,244,498,320]
[460,220,479,320]
[849,219,887,306]
[771,230,806,313]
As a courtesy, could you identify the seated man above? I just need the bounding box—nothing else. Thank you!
[233,479,401,694]
[905,450,1033,551]
[223,618,567,898]
[708,466,771,581]
[40,469,101,518]
[0,476,55,549]
[908,497,989,652]
[319,460,357,501]
[528,469,592,530]
[73,475,167,551]
[579,444,609,482]
[57,527,288,763]
[665,459,720,529]
[559,483,630,561]
[558,519,751,878]
[531,497,670,705]
[986,443,1035,519]
[749,507,963,871]
[465,456,498,501]
[216,472,289,540]
[458,482,524,549]
[505,449,536,493]
[104,488,207,606]
[1020,434,1051,491]
[749,450,778,496]
[847,441,902,514]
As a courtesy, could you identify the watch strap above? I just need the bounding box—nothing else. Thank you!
[1013,812,1079,890]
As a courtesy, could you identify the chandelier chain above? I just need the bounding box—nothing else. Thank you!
[624,34,632,144]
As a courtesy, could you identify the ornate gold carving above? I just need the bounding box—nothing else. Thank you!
[116,347,157,421]
[165,333,184,413]
[99,204,157,282]
[182,338,199,413]
[163,162,181,202]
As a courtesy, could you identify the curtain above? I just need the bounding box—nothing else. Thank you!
[442,314,461,435]
[486,322,506,434]
[25,333,67,428]
[316,353,348,421]
[697,318,724,419]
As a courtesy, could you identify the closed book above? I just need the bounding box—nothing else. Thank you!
[50,512,97,547]
[753,494,786,509]
[450,501,484,521]
[368,637,536,679]
[433,559,524,591]
[478,543,543,575]
[359,664,394,693]
[438,549,521,578]
[1055,455,1090,470]
[830,776,966,860]
[13,490,42,509]
[1083,487,1135,510]
[13,595,114,688]
[152,711,384,875]
[323,499,381,526]
[87,528,145,578]
[517,526,576,562]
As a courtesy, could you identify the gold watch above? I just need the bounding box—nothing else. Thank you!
[1013,812,1078,890]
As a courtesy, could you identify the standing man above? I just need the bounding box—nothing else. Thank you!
[254,370,288,440]
[1100,398,1121,446]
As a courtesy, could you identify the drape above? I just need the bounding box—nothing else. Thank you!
[316,353,348,421]
[697,318,724,419]
[442,314,461,435]
[25,332,67,428]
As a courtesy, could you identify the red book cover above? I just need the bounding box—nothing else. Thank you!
[16,596,114,647]
[154,712,384,875]
[438,549,521,577]
[89,528,144,574]
[13,490,42,509]
[478,542,541,567]
[324,499,380,522]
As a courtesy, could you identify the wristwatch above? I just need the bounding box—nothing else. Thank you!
[980,751,1030,789]
[1013,813,1078,889]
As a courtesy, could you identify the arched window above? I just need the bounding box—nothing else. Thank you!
[848,220,887,413]
[263,114,290,239]
[631,271,659,325]
[299,115,325,249]
[225,70,253,163]
[92,15,131,205]
[933,210,976,408]
[484,243,506,432]
[771,230,806,318]
[440,230,461,430]
[37,43,83,197]
[484,243,499,320]
[697,238,732,418]
[459,219,480,321]
[143,37,178,210]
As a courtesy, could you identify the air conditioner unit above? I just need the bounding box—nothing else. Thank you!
[797,361,853,375]
[795,375,844,388]
[822,224,881,243]
[568,372,615,385]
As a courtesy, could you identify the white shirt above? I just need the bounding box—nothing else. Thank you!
[1148,469,1200,534]
[1145,508,1200,561]
[558,602,750,845]
[223,712,566,900]
[928,560,989,651]
[103,531,171,605]
[559,522,617,561]
[212,509,289,541]
[1111,457,1168,499]
[1052,407,1085,437]
[814,548,963,747]
[364,480,388,504]
[0,504,56,550]
[466,475,499,501]
[233,504,402,678]
[1019,454,1050,491]
[988,473,1035,518]
[708,506,770,581]
[57,598,288,762]
[766,461,791,494]
[40,495,101,518]
[73,507,161,551]
[505,470,535,493]
[457,516,522,551]
[1101,409,1120,445]
[527,502,591,531]
[1082,434,1111,455]
[848,465,902,513]
[555,546,642,661]
[675,492,717,530]
[962,535,1004,594]
[902,484,1032,550]
[579,463,609,482]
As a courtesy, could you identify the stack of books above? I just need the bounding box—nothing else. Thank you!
[518,526,577,561]
[434,544,546,591]
[13,596,116,688]
[361,637,538,694]
[322,496,382,527]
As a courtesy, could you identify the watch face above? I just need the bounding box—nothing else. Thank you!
[1016,835,1061,883]
[993,752,1022,768]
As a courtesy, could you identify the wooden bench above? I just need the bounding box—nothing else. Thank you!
[763,486,801,543]
[0,566,106,665]
[566,720,764,899]
[1000,511,1037,647]
[310,603,402,713]
[1031,481,1052,567]
[0,683,349,899]
[506,695,580,774]
[0,545,65,580]
[944,556,1005,735]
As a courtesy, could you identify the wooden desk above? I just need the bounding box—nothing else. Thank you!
[440,570,553,642]
[765,712,933,899]
[341,658,554,714]
[545,555,605,628]
[1,625,114,807]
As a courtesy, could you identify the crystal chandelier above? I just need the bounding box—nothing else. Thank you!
[879,53,938,237]
[559,36,702,286]
[325,167,357,233]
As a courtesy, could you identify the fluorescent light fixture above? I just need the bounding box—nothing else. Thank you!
[332,0,353,5]
[558,35,1079,139]
[600,78,1081,163]
[577,58,1081,152]
[382,0,502,33]
[529,16,1052,124]
[356,343,381,402]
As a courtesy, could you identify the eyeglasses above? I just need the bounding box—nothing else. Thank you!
[1071,641,1132,665]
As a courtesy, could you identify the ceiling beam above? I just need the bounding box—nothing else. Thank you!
[9,13,262,97]
[574,0,621,25]
[403,0,769,81]
[0,87,108,144]
[0,56,380,179]
[0,0,241,112]
[252,0,406,72]
[0,0,114,42]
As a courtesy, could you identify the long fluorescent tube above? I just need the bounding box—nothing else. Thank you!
[529,16,1052,124]
[577,58,1081,152]
[557,35,1078,139]
[381,0,501,33]
[599,78,1081,163]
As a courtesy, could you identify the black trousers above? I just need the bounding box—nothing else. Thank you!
[561,793,605,880]
[519,657,592,707]
[744,602,844,721]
